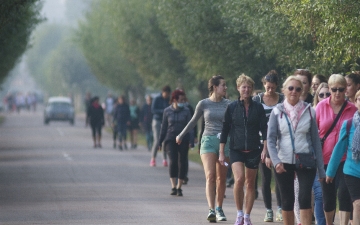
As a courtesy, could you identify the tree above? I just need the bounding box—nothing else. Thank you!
[0,0,43,83]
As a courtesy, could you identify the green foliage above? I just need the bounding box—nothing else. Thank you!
[0,0,43,83]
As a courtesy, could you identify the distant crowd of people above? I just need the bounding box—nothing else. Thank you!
[3,92,38,113]
[84,69,360,225]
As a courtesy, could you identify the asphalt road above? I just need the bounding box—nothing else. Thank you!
[0,107,282,225]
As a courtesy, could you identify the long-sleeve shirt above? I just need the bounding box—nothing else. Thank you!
[326,118,360,179]
[177,98,231,140]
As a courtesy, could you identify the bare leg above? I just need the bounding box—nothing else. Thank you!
[177,179,183,189]
[244,168,257,214]
[324,210,335,225]
[353,200,360,225]
[232,162,246,210]
[300,209,312,225]
[201,153,218,209]
[339,211,350,225]
[216,157,229,207]
[170,177,176,188]
[283,210,295,225]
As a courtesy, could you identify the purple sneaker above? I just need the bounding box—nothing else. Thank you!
[234,215,244,225]
[244,217,252,225]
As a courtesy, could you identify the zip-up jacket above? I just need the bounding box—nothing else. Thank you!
[315,97,356,164]
[267,102,326,178]
[220,98,267,151]
[151,94,170,121]
[159,105,193,145]
[113,103,130,126]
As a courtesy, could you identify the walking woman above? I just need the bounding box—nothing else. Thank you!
[267,76,325,225]
[345,72,360,104]
[219,74,268,225]
[326,90,360,225]
[113,95,131,150]
[294,69,313,104]
[313,83,330,108]
[159,89,193,197]
[176,75,231,222]
[316,74,356,225]
[252,70,284,222]
[86,96,105,148]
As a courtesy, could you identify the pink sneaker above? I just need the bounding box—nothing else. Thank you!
[163,159,168,167]
[150,159,156,167]
[234,215,244,225]
[244,217,252,225]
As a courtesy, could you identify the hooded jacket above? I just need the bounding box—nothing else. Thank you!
[267,102,326,178]
[159,105,193,145]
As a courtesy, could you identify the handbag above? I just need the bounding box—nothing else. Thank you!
[283,109,316,170]
[320,101,347,147]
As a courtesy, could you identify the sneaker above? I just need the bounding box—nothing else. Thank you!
[244,217,252,225]
[163,159,168,167]
[150,159,156,167]
[264,209,273,222]
[183,177,189,185]
[276,208,283,222]
[177,188,183,196]
[118,145,123,151]
[216,207,227,221]
[207,209,216,223]
[170,188,177,195]
[234,215,244,225]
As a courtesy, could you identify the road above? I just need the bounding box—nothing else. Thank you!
[0,108,281,225]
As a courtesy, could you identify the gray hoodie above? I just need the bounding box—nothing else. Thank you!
[267,102,326,178]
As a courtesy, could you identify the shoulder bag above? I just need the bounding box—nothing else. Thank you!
[283,108,316,170]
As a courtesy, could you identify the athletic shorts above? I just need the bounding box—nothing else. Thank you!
[230,149,261,169]
[200,135,230,157]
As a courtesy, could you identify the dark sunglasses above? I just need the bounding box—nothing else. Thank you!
[330,87,345,93]
[287,86,302,92]
[318,92,331,98]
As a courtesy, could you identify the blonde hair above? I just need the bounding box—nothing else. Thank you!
[313,82,329,107]
[355,90,360,102]
[282,75,303,92]
[236,74,254,88]
[328,74,346,87]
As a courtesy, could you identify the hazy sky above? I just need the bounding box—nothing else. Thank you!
[41,0,67,23]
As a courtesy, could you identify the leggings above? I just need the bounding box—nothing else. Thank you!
[322,162,352,212]
[165,140,189,179]
[259,161,282,209]
[117,124,127,142]
[274,163,316,211]
[90,123,102,137]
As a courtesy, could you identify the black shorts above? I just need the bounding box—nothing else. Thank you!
[344,174,360,202]
[230,149,261,169]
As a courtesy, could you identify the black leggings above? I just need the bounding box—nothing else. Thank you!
[165,140,189,180]
[260,161,282,209]
[322,162,352,212]
[90,123,102,137]
[274,163,316,211]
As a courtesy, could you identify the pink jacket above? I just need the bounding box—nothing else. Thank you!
[315,97,356,165]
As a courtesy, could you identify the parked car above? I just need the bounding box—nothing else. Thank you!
[44,97,75,125]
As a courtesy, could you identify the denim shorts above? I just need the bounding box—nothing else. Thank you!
[200,135,230,157]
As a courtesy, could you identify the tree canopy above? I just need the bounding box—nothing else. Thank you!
[0,0,43,83]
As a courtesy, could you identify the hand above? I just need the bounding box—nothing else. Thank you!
[218,152,226,166]
[275,163,286,174]
[261,149,267,163]
[325,176,333,184]
[265,157,272,169]
[176,136,182,145]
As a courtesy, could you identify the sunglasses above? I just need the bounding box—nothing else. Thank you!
[330,87,345,93]
[318,92,331,98]
[287,86,302,92]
